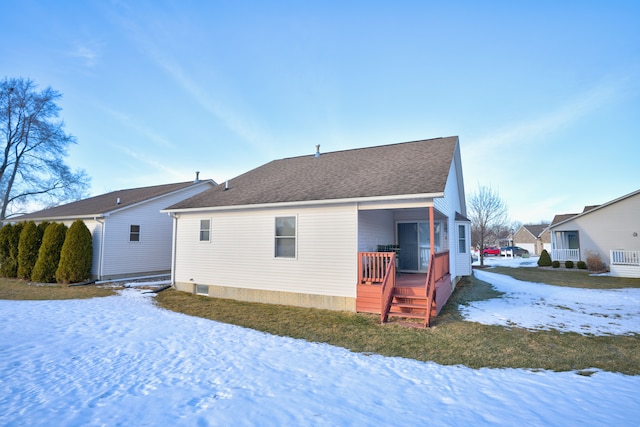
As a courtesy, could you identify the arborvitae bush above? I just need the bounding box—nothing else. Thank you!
[0,225,12,274]
[537,249,552,267]
[17,221,44,279]
[0,223,24,277]
[37,221,51,236]
[552,260,560,268]
[56,220,92,284]
[31,222,67,283]
[577,261,587,270]
[565,260,574,269]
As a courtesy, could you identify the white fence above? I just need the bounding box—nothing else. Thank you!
[611,250,640,266]
[610,250,640,278]
[552,248,580,261]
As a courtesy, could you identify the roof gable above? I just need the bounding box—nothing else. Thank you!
[170,137,460,210]
[549,188,640,229]
[15,180,215,221]
[522,224,550,238]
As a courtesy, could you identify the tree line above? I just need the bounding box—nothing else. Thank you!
[0,219,92,284]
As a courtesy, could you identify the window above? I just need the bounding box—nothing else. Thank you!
[275,216,296,258]
[130,225,140,242]
[458,224,467,254]
[199,219,211,242]
[195,284,208,295]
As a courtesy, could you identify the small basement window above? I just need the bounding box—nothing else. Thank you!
[130,224,140,242]
[195,284,208,295]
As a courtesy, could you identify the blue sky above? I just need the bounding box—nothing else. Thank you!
[2,1,639,223]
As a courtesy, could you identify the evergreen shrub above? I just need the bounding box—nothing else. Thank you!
[0,223,24,277]
[17,221,43,279]
[56,220,93,283]
[537,249,552,267]
[552,260,560,268]
[577,261,587,270]
[565,260,574,269]
[31,222,67,283]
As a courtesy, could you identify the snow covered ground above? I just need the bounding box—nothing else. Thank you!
[1,261,639,426]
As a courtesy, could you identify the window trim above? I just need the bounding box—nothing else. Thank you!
[458,224,467,254]
[274,215,297,259]
[199,218,211,242]
[129,224,140,242]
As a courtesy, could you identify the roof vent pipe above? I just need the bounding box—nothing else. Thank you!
[116,197,121,205]
[195,171,200,182]
[224,179,229,190]
[315,144,321,157]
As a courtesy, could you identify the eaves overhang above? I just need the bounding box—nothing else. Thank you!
[162,192,445,214]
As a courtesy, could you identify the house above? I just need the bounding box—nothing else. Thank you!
[549,189,640,278]
[514,224,550,255]
[164,137,471,325]
[14,176,216,280]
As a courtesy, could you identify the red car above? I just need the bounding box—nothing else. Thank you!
[483,247,501,256]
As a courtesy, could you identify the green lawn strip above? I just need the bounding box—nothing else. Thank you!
[488,266,640,289]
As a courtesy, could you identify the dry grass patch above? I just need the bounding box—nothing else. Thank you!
[0,278,117,300]
[155,276,640,375]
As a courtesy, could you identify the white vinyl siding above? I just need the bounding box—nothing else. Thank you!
[174,205,358,298]
[98,183,214,278]
[551,192,640,270]
[358,210,395,252]
[435,156,468,281]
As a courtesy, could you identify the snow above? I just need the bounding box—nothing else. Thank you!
[2,264,639,426]
[465,269,640,335]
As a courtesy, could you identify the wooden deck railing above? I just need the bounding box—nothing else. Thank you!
[424,251,449,328]
[358,251,395,284]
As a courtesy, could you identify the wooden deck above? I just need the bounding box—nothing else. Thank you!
[356,273,452,315]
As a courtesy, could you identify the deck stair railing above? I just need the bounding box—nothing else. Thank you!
[380,251,449,327]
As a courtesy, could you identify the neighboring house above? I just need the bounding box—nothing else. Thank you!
[549,189,640,278]
[164,137,471,323]
[514,224,550,255]
[14,177,216,280]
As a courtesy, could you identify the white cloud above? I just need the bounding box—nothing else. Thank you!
[67,40,103,67]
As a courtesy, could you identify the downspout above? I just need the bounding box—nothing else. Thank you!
[94,216,106,280]
[170,213,179,288]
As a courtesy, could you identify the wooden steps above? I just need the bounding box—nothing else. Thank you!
[386,290,429,319]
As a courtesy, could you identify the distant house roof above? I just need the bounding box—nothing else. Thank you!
[522,224,550,238]
[15,180,215,221]
[549,188,640,229]
[551,214,578,226]
[168,136,460,210]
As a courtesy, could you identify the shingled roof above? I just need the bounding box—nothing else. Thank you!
[522,224,549,238]
[168,136,460,210]
[16,180,213,221]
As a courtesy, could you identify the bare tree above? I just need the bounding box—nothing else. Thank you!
[468,185,509,266]
[0,78,89,222]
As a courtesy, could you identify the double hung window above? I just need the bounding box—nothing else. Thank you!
[275,216,296,258]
